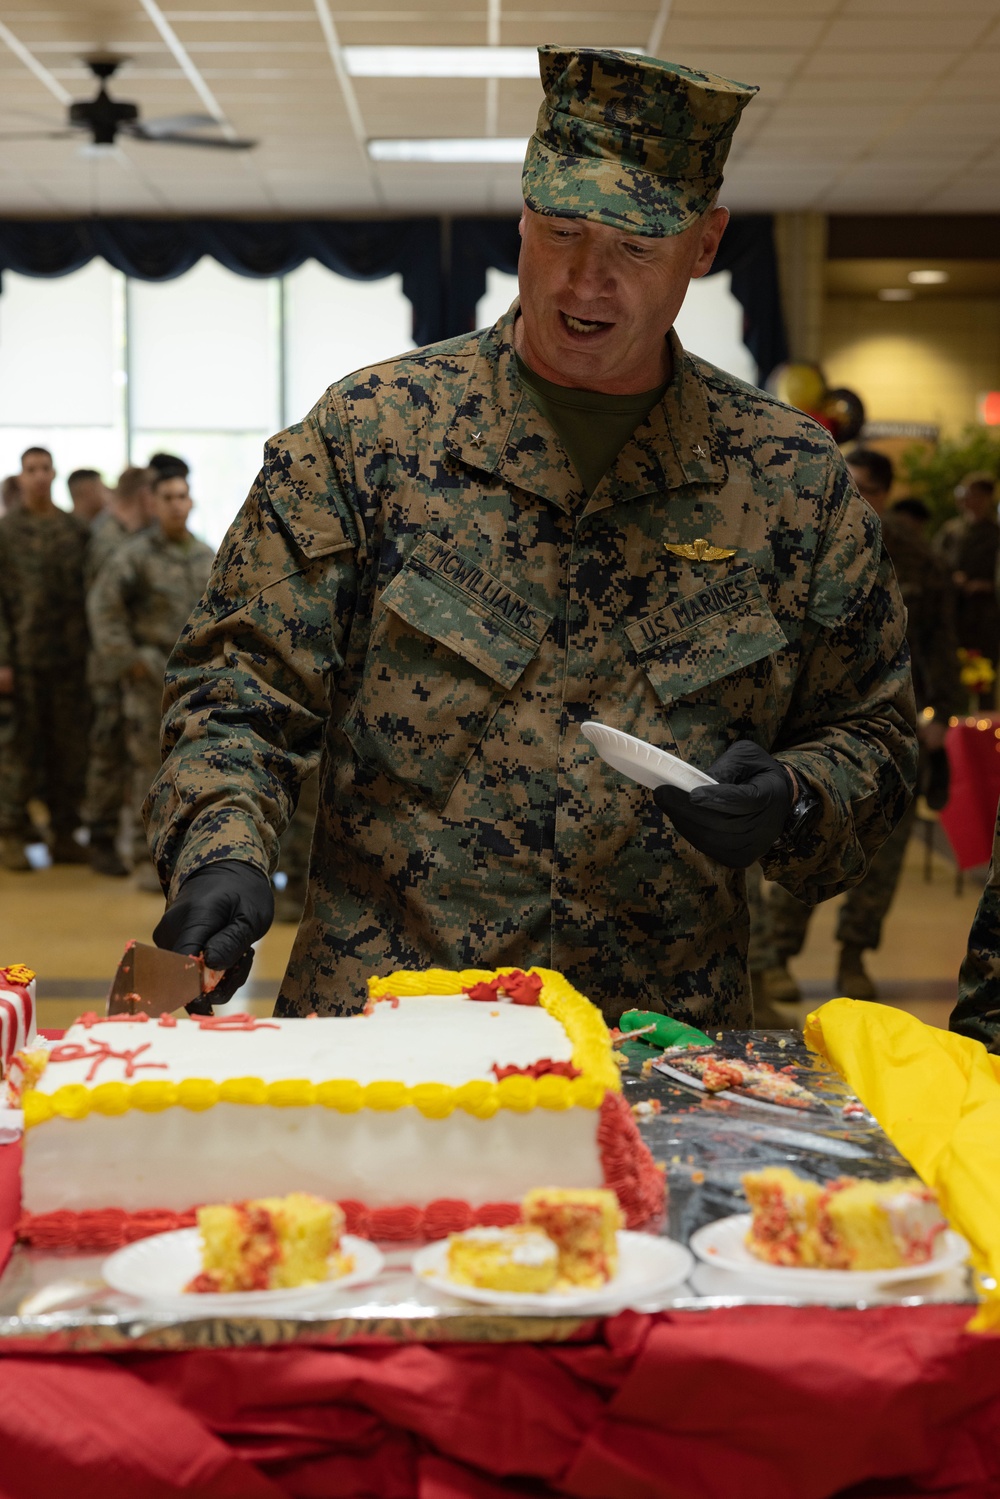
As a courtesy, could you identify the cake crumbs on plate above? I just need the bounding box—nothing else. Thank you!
[630,1099,661,1120]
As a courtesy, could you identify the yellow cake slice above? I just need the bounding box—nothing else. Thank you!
[446,1225,558,1293]
[522,1187,622,1288]
[817,1177,946,1270]
[743,1167,825,1267]
[187,1192,351,1293]
[743,1168,946,1271]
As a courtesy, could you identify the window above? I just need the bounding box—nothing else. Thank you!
[0,259,414,545]
[0,261,126,508]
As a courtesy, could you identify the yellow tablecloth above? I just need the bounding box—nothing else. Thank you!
[805,998,1000,1332]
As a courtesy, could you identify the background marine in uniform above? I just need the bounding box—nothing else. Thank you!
[88,467,214,891]
[0,446,89,871]
[753,449,960,1013]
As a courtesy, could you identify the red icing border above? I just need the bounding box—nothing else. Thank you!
[598,1091,666,1229]
[17,1198,525,1251]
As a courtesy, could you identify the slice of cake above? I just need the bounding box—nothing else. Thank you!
[743,1168,946,1271]
[446,1225,558,1293]
[187,1192,349,1293]
[522,1187,622,1287]
[817,1177,947,1271]
[742,1166,825,1267]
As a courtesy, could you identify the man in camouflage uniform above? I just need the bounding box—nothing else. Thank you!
[84,466,157,876]
[88,468,214,891]
[0,446,89,869]
[67,469,111,528]
[755,451,961,1010]
[148,48,916,1026]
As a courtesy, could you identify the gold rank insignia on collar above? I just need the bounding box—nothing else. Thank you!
[664,537,737,563]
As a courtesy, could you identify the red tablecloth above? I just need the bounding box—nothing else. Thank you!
[1,1139,999,1499]
[940,714,1000,869]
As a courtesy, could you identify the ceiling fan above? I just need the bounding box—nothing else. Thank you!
[0,56,256,150]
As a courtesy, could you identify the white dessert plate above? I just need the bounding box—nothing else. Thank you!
[580,721,716,793]
[412,1230,694,1313]
[690,1214,969,1292]
[103,1230,384,1313]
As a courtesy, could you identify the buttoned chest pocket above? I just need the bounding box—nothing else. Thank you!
[626,568,788,755]
[343,544,551,809]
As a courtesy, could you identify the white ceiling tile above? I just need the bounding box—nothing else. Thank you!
[823,14,992,47]
[0,2,996,214]
[800,48,962,77]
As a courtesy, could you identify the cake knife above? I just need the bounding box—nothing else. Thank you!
[106,941,207,1017]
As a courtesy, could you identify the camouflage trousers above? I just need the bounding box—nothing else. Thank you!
[750,799,918,963]
[84,678,130,842]
[123,673,165,863]
[277,770,319,897]
[0,665,88,837]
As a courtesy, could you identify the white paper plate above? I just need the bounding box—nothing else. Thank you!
[412,1230,693,1313]
[690,1213,969,1293]
[103,1230,384,1313]
[581,721,716,793]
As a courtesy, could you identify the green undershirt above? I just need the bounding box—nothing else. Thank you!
[517,355,667,497]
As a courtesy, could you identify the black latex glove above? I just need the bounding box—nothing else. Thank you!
[153,860,274,1006]
[653,740,795,869]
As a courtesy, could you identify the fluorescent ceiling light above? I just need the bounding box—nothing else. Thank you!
[368,137,529,163]
[345,46,640,78]
[908,268,949,285]
[878,287,915,301]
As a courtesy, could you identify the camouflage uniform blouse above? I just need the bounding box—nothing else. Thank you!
[147,311,917,1026]
[0,507,88,673]
[87,528,216,685]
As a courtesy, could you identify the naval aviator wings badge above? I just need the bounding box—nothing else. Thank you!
[664,537,737,563]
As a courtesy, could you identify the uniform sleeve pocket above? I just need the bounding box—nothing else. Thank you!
[343,540,551,809]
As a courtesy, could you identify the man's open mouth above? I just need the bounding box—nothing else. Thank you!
[560,311,612,336]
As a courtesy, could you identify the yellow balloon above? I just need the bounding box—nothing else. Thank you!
[770,363,827,413]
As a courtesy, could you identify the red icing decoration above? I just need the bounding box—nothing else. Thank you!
[362,993,400,1016]
[157,1014,178,1028]
[597,1091,666,1229]
[465,980,501,1003]
[194,1015,279,1032]
[46,1040,169,1084]
[17,1196,528,1251]
[464,972,541,1006]
[370,1205,423,1241]
[78,1012,149,1028]
[338,1200,371,1238]
[422,1199,473,1238]
[473,1202,522,1228]
[491,1059,582,1081]
[501,972,542,1006]
[17,1206,198,1251]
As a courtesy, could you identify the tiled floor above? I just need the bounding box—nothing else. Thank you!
[1,834,986,1032]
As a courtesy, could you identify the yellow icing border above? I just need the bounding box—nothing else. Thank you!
[23,966,617,1129]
